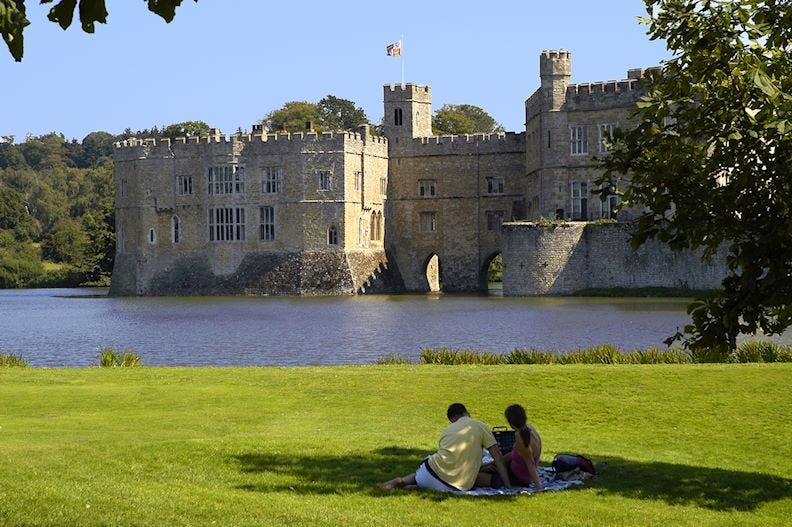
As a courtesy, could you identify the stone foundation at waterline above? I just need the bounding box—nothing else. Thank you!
[501,222,727,295]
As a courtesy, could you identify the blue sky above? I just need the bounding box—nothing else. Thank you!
[1,0,669,142]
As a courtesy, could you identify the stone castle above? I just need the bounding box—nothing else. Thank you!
[110,50,725,296]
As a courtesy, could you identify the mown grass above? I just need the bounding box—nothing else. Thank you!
[0,365,790,526]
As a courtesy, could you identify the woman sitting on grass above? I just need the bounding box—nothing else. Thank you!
[477,404,543,491]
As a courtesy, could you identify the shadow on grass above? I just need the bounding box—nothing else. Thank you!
[232,449,792,510]
[591,455,792,512]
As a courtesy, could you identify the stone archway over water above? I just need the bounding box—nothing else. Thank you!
[425,254,442,292]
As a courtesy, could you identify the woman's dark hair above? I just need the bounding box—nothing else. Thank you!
[505,404,531,447]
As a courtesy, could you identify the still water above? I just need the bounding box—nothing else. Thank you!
[0,288,699,367]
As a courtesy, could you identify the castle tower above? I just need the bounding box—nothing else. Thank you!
[539,50,571,111]
[382,83,433,141]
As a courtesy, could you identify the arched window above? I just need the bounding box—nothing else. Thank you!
[327,226,338,245]
[171,216,180,244]
[370,213,377,241]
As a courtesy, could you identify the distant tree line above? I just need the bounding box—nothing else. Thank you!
[0,131,116,288]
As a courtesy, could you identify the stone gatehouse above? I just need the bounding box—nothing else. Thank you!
[110,50,725,296]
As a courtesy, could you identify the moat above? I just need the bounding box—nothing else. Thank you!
[0,288,706,367]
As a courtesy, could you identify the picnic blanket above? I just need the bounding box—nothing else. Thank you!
[462,466,588,496]
[460,451,590,496]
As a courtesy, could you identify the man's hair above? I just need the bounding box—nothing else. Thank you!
[447,403,468,421]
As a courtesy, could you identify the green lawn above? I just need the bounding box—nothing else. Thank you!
[1,365,790,526]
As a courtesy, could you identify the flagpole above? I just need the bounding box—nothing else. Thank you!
[401,35,404,86]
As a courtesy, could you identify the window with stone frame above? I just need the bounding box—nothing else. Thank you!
[419,179,436,197]
[394,107,403,126]
[380,177,387,196]
[259,206,275,241]
[354,171,362,191]
[120,178,128,198]
[176,175,193,195]
[486,176,504,194]
[171,216,180,243]
[208,165,245,195]
[327,226,338,245]
[419,211,437,233]
[599,183,619,219]
[262,167,283,194]
[208,207,246,242]
[598,123,615,153]
[570,125,588,155]
[486,210,505,231]
[317,170,331,191]
[570,181,589,220]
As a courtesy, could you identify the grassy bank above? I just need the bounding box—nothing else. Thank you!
[1,365,790,526]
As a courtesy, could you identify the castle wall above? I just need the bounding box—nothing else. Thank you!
[502,222,727,295]
[110,131,390,295]
[386,133,526,291]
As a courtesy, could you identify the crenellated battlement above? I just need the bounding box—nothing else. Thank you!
[388,131,525,157]
[566,78,639,96]
[415,131,524,145]
[562,69,646,110]
[114,129,388,162]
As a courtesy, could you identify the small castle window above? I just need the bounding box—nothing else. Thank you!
[259,206,275,241]
[419,179,436,198]
[600,183,619,219]
[394,108,403,126]
[176,175,193,195]
[328,226,338,245]
[380,177,387,196]
[318,170,331,191]
[419,211,437,233]
[263,167,282,194]
[354,171,362,191]
[598,124,615,153]
[570,126,588,155]
[571,181,589,220]
[148,228,156,245]
[486,177,504,195]
[171,216,180,243]
[120,178,128,198]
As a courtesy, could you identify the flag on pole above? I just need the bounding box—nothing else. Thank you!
[386,40,401,57]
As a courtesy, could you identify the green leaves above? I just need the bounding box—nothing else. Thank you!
[599,0,792,352]
[0,0,29,61]
[4,0,196,61]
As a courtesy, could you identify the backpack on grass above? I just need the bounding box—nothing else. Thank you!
[551,454,596,478]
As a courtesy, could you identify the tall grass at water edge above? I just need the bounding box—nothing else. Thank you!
[385,341,792,365]
[98,348,142,367]
[0,353,29,367]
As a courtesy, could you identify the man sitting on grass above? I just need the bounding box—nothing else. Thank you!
[380,403,511,492]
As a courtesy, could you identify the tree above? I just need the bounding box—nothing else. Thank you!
[262,96,371,134]
[161,121,211,140]
[2,0,195,62]
[79,131,114,168]
[0,185,37,239]
[262,101,323,133]
[598,0,792,356]
[432,104,504,135]
[317,95,370,131]
[41,217,89,265]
